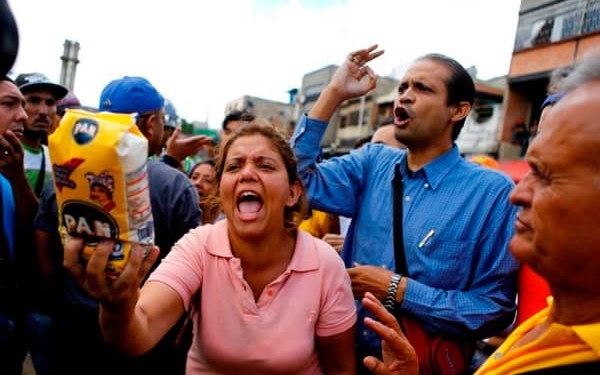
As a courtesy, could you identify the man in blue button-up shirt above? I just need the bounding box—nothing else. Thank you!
[290,45,519,374]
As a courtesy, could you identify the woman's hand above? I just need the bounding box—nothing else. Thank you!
[361,292,419,375]
[63,237,159,312]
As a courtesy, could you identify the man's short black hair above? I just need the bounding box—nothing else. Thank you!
[416,54,475,141]
[222,110,255,130]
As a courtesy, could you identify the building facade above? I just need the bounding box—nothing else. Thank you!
[293,64,399,154]
[501,0,600,158]
[456,81,506,157]
[225,95,295,136]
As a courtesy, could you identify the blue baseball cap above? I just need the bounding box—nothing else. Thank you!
[540,92,564,111]
[164,99,179,129]
[99,76,164,114]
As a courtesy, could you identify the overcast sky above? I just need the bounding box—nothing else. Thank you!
[9,0,520,128]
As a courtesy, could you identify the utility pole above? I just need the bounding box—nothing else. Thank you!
[357,94,366,136]
[59,39,80,92]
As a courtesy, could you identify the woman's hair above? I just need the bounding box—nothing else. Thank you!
[215,118,307,231]
[188,159,216,178]
[189,158,221,224]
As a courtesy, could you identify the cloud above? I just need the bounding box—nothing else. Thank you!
[9,0,519,127]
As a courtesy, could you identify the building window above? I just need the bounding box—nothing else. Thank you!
[473,104,495,124]
[513,0,594,51]
[362,109,370,126]
[349,111,359,126]
[583,3,600,34]
[531,18,555,46]
[340,116,348,129]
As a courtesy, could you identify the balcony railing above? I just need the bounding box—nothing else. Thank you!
[514,0,600,51]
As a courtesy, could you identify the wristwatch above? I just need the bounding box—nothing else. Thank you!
[383,273,402,312]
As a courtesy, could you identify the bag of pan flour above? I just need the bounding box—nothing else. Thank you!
[49,109,154,276]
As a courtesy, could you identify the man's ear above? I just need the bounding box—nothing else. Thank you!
[140,115,155,138]
[450,102,471,123]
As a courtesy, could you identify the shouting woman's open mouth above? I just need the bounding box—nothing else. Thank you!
[236,190,264,221]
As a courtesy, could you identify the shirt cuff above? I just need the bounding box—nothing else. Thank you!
[399,277,433,316]
[159,154,181,169]
[289,114,329,148]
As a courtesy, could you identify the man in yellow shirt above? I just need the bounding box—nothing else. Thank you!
[299,209,340,239]
[359,52,600,375]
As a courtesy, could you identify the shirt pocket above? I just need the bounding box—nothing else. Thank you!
[411,236,476,288]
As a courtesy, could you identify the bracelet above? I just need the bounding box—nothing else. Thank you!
[383,273,402,312]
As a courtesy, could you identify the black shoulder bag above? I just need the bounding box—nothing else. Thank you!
[391,163,475,375]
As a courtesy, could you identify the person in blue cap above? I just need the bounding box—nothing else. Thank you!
[162,98,179,148]
[537,65,573,134]
[34,76,201,375]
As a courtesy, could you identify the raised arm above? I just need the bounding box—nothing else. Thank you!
[160,127,214,170]
[63,238,185,356]
[290,46,385,219]
[309,45,384,122]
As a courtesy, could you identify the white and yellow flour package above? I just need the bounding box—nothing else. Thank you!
[49,109,154,276]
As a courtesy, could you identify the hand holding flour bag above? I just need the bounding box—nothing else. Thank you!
[49,109,154,276]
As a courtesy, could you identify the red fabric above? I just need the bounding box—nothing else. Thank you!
[399,316,475,375]
[515,264,551,327]
[498,160,530,183]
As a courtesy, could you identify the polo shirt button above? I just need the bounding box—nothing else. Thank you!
[362,330,368,337]
[405,196,411,202]
[424,183,429,188]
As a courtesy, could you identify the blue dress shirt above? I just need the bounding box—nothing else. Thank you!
[291,115,519,351]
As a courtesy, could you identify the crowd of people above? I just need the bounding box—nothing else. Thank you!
[1,5,600,375]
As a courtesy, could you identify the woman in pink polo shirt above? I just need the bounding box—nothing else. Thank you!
[64,120,357,375]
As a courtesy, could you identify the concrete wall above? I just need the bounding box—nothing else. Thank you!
[509,39,577,76]
[576,32,600,60]
[520,0,559,13]
[503,27,600,156]
[502,89,531,142]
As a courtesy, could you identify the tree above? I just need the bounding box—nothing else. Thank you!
[181,118,194,135]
